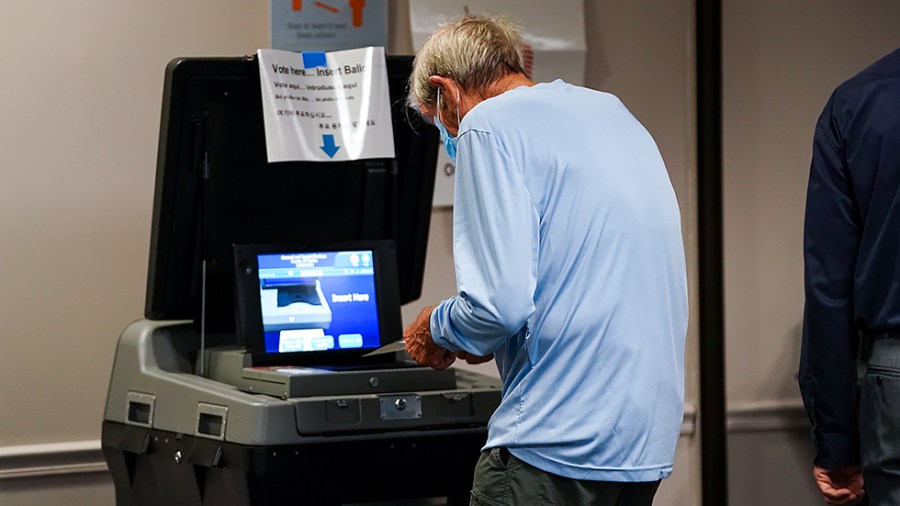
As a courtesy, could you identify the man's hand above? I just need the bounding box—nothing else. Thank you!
[813,465,864,505]
[404,306,456,370]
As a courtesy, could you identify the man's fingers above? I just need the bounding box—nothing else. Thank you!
[818,483,850,499]
[466,353,494,364]
[457,351,494,364]
[818,484,861,506]
[824,494,862,506]
[814,466,865,506]
[430,351,456,370]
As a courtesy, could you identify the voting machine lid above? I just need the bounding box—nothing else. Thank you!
[144,54,439,332]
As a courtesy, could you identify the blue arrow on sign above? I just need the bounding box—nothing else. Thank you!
[321,134,340,158]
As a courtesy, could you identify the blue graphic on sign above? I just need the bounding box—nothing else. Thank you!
[302,51,327,68]
[320,134,340,157]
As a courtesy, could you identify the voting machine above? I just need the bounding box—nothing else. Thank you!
[101,55,501,506]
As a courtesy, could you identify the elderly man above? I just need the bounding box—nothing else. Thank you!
[403,14,688,505]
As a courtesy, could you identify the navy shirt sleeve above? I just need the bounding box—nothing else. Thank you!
[799,95,862,469]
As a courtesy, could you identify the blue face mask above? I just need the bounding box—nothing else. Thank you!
[435,87,461,162]
[435,117,457,162]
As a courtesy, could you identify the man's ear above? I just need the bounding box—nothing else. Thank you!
[428,75,459,101]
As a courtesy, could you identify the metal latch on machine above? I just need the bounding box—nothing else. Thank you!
[379,394,422,420]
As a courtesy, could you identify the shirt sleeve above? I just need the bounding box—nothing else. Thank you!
[429,128,538,356]
[799,99,862,469]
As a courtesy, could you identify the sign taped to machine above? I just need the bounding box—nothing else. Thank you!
[257,47,395,162]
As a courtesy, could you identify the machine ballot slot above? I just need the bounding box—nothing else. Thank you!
[125,391,156,427]
[234,362,457,399]
[195,403,227,440]
[203,346,459,399]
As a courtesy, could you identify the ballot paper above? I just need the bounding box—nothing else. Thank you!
[361,339,407,357]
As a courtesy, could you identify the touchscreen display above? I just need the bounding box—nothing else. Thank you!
[256,250,381,354]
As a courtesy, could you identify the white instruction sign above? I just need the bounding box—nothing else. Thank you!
[257,47,395,163]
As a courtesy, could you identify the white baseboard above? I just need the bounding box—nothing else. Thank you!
[726,399,808,432]
[0,440,107,480]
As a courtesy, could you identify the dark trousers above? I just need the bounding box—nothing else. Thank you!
[470,447,661,506]
[860,338,900,506]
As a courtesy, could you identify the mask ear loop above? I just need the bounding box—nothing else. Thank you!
[436,87,444,126]
[436,85,462,131]
[455,89,461,128]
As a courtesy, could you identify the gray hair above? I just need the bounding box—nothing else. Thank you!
[407,13,526,116]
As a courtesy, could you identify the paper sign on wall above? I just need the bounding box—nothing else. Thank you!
[257,47,395,163]
[270,0,388,52]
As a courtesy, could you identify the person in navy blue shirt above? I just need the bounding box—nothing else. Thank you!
[801,47,900,506]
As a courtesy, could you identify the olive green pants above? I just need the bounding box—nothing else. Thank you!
[470,448,661,506]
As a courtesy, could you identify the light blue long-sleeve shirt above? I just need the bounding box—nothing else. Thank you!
[430,80,688,482]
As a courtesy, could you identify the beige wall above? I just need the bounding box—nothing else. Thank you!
[17,0,896,504]
[723,1,900,405]
[0,1,268,447]
[1,1,697,504]
[722,2,900,505]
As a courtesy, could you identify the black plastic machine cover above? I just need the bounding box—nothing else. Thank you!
[144,55,439,333]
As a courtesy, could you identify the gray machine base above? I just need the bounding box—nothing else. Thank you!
[102,319,502,505]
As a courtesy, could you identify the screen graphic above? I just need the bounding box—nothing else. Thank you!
[257,250,380,354]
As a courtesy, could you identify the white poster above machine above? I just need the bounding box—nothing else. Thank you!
[257,47,395,163]
[409,1,587,206]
